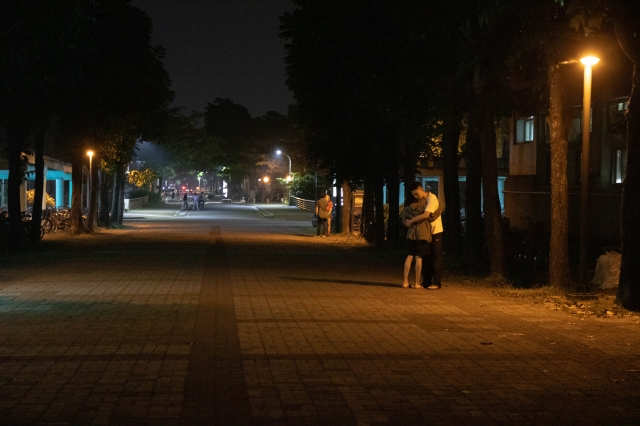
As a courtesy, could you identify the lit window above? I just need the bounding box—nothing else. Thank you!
[516,117,534,143]
[612,149,626,184]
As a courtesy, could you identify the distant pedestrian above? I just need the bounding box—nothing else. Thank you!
[192,192,199,210]
[171,191,175,201]
[315,193,330,237]
[182,192,188,209]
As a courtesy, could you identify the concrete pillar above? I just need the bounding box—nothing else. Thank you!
[1,179,5,208]
[68,181,73,207]
[56,178,64,208]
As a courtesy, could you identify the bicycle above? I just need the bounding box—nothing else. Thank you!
[311,210,336,227]
[346,213,376,242]
[504,216,550,283]
[0,212,44,250]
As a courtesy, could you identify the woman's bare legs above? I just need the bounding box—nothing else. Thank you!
[403,255,414,287]
[414,257,423,288]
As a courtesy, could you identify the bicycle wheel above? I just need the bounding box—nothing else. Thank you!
[364,222,376,243]
[505,229,527,260]
[527,238,550,265]
[42,218,54,233]
[311,216,318,227]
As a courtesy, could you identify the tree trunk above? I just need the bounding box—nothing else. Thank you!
[387,170,400,246]
[86,153,99,232]
[98,169,110,227]
[70,146,85,234]
[374,177,385,245]
[118,171,126,224]
[363,179,374,231]
[334,177,342,234]
[342,181,352,234]
[442,117,462,260]
[547,63,571,288]
[613,2,640,309]
[475,82,507,279]
[464,109,486,273]
[110,166,121,227]
[401,139,416,192]
[5,119,30,253]
[31,123,46,244]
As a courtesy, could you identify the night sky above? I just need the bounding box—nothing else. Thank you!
[133,0,294,117]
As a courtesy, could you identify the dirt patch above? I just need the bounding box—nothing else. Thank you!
[461,274,640,319]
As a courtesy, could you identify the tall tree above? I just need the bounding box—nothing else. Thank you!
[281,1,434,239]
[0,0,94,249]
[609,0,640,309]
[59,0,173,230]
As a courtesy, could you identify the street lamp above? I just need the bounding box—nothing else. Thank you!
[87,150,93,176]
[87,150,93,210]
[259,176,270,203]
[276,150,292,203]
[578,55,599,290]
[275,150,292,177]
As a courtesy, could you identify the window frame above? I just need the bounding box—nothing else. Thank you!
[515,116,535,143]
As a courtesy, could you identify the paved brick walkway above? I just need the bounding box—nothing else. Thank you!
[1,203,639,425]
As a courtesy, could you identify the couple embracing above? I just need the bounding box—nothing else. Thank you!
[402,181,444,290]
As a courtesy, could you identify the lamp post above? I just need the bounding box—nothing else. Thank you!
[578,56,599,290]
[87,150,93,210]
[87,151,93,177]
[260,176,270,203]
[276,150,291,176]
[276,150,292,203]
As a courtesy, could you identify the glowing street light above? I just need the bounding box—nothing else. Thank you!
[86,150,93,210]
[275,149,292,177]
[276,150,292,203]
[87,150,93,176]
[578,55,599,289]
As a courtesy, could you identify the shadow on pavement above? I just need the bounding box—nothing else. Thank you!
[282,276,398,288]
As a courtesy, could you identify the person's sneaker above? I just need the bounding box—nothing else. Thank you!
[322,235,327,237]
[427,283,441,290]
[413,284,424,289]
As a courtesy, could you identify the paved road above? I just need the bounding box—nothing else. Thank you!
[1,202,639,425]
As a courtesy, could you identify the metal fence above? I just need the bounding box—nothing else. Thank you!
[126,195,149,211]
[291,196,316,212]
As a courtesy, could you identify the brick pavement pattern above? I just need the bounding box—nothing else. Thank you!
[1,203,639,425]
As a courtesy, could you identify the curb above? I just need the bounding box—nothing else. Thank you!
[249,205,274,218]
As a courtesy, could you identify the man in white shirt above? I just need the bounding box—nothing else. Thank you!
[404,182,444,289]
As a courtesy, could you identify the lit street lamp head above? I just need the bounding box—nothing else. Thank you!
[580,56,600,66]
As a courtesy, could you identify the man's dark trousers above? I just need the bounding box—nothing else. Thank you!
[317,218,328,236]
[423,232,443,286]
